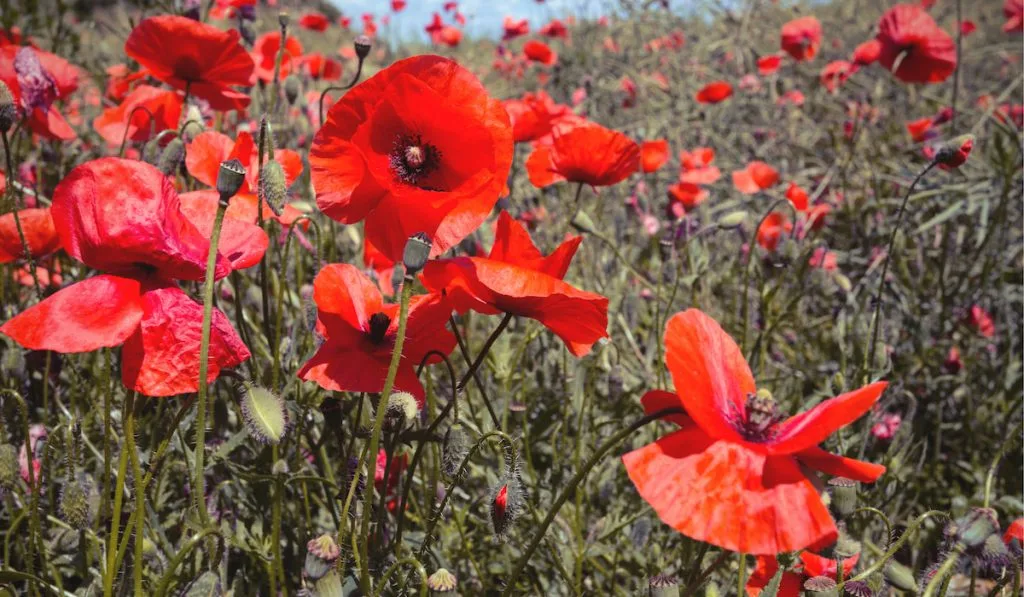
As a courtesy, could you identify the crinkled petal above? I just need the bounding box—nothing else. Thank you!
[769,382,888,455]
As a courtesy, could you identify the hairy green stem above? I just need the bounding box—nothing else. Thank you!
[103,392,135,597]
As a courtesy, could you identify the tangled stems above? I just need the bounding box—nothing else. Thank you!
[358,276,414,593]
[864,161,937,382]
[373,557,428,597]
[839,510,949,591]
[192,201,229,524]
[499,407,686,596]
[153,528,223,597]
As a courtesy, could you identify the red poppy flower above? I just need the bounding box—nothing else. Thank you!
[778,90,805,106]
[809,247,838,271]
[784,182,809,211]
[439,26,463,47]
[185,130,306,228]
[392,0,407,12]
[0,46,76,140]
[678,147,721,184]
[852,39,882,66]
[502,91,579,144]
[780,16,821,62]
[623,309,887,555]
[104,63,148,102]
[425,13,445,42]
[1005,0,1024,33]
[757,54,782,76]
[502,16,530,40]
[958,20,977,36]
[0,158,264,396]
[640,140,670,173]
[820,60,854,93]
[297,263,454,402]
[252,31,303,83]
[523,40,557,66]
[525,122,639,188]
[695,80,733,104]
[757,212,792,251]
[732,161,779,194]
[125,15,253,111]
[421,211,609,356]
[0,208,60,263]
[906,116,934,142]
[1004,518,1024,545]
[667,182,709,216]
[302,52,343,81]
[969,304,995,337]
[299,11,330,32]
[310,55,513,263]
[92,85,183,146]
[876,4,956,84]
[540,19,568,38]
[747,552,859,596]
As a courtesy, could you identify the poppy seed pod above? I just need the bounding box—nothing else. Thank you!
[402,232,432,275]
[648,574,680,597]
[156,138,185,176]
[283,74,301,106]
[803,576,838,596]
[304,534,340,581]
[277,12,290,29]
[217,158,247,200]
[0,81,16,133]
[842,580,872,597]
[239,382,289,444]
[259,160,287,216]
[426,568,458,594]
[828,477,859,519]
[354,35,372,59]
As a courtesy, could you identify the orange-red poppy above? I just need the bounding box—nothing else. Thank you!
[93,85,183,145]
[667,182,708,216]
[640,140,670,173]
[780,16,822,62]
[421,211,609,356]
[303,52,343,81]
[623,309,887,555]
[757,212,792,251]
[252,31,303,83]
[732,161,779,194]
[747,552,859,596]
[540,19,568,39]
[297,263,455,402]
[299,11,330,32]
[852,39,882,66]
[439,26,463,47]
[820,60,854,93]
[125,15,253,111]
[784,182,809,211]
[525,122,639,188]
[906,116,934,142]
[876,4,956,84]
[502,16,530,40]
[523,40,557,66]
[679,147,721,184]
[502,90,580,144]
[695,80,733,104]
[757,54,782,76]
[0,208,60,263]
[310,55,513,262]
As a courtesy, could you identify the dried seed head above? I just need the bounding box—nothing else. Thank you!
[827,477,858,519]
[156,138,185,176]
[239,382,290,445]
[259,160,287,216]
[402,232,432,275]
[217,158,247,200]
[0,81,16,133]
[842,580,872,597]
[304,534,340,581]
[803,576,838,595]
[426,568,458,594]
[648,574,680,597]
[354,35,372,59]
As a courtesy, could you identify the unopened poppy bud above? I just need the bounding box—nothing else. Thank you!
[184,571,221,597]
[490,476,525,539]
[426,568,458,594]
[240,382,289,445]
[718,210,748,229]
[217,158,247,201]
[283,74,301,106]
[304,534,340,581]
[981,533,1013,575]
[59,474,96,529]
[238,21,256,46]
[828,477,858,518]
[354,35,372,59]
[184,104,205,131]
[441,422,469,478]
[933,134,973,169]
[277,12,290,29]
[384,391,419,431]
[0,81,16,133]
[259,160,287,216]
[571,210,596,233]
[142,138,163,165]
[0,444,18,490]
[954,507,999,549]
[803,576,838,596]
[883,560,917,591]
[156,138,185,176]
[272,458,289,476]
[842,580,872,597]
[648,574,680,597]
[403,232,432,275]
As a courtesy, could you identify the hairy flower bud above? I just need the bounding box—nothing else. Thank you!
[954,507,999,549]
[217,158,247,201]
[156,138,185,176]
[259,160,287,216]
[883,560,917,591]
[403,232,432,275]
[0,444,18,490]
[59,474,97,529]
[304,534,340,581]
[427,568,458,594]
[240,382,290,445]
[384,391,419,432]
[0,81,16,133]
[490,475,525,539]
[441,422,468,478]
[284,75,301,106]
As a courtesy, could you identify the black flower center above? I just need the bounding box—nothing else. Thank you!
[368,312,391,344]
[390,134,441,187]
[735,389,784,443]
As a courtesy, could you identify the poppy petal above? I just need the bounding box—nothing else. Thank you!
[768,382,888,455]
[795,446,886,483]
[178,191,269,271]
[311,263,383,331]
[120,284,250,397]
[488,211,582,279]
[640,389,693,428]
[0,208,60,263]
[0,274,144,352]
[297,343,428,402]
[185,131,235,189]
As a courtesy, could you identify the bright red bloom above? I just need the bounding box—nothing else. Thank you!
[747,552,859,596]
[784,182,809,211]
[421,211,609,356]
[876,4,956,84]
[125,15,253,111]
[502,16,530,40]
[523,40,557,66]
[696,80,733,104]
[1005,0,1024,33]
[297,263,455,402]
[392,0,407,12]
[852,39,882,66]
[0,158,264,396]
[809,247,838,271]
[0,208,60,263]
[425,13,445,42]
[502,91,579,144]
[252,31,303,83]
[540,19,568,39]
[525,122,640,188]
[969,304,995,337]
[757,212,793,251]
[1004,518,1024,545]
[310,55,513,262]
[780,16,822,62]
[959,20,977,36]
[92,85,183,146]
[439,26,462,47]
[732,161,779,194]
[679,147,721,185]
[757,54,782,76]
[299,11,330,32]
[303,52,343,81]
[820,60,854,93]
[623,309,887,555]
[667,182,709,215]
[104,63,148,102]
[640,140,670,173]
[906,116,935,142]
[778,90,805,106]
[0,46,77,140]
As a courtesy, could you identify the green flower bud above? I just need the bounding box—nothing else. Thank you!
[284,75,301,106]
[259,160,287,216]
[441,422,469,478]
[718,210,748,229]
[239,382,289,445]
[570,210,596,234]
[954,507,999,549]
[0,81,16,133]
[59,474,97,529]
[0,444,18,490]
[883,560,917,591]
[156,138,185,176]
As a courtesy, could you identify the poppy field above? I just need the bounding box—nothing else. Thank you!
[0,0,1022,594]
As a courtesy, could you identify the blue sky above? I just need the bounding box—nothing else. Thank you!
[329,0,613,41]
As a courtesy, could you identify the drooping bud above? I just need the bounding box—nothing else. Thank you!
[803,576,838,596]
[718,210,748,229]
[571,210,596,234]
[283,74,301,106]
[239,382,290,445]
[648,574,680,597]
[981,533,1013,576]
[156,138,185,176]
[883,560,917,592]
[441,421,469,478]
[217,158,247,201]
[354,35,372,60]
[490,475,525,539]
[426,568,458,594]
[402,232,432,275]
[934,134,973,170]
[304,534,340,581]
[827,477,858,519]
[0,81,16,133]
[0,444,19,490]
[834,524,862,559]
[259,160,287,216]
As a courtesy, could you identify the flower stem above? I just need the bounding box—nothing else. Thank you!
[358,276,414,593]
[192,203,228,524]
[104,392,135,597]
[127,396,145,594]
[2,130,40,297]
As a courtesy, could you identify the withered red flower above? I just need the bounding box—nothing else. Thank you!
[695,80,733,104]
[297,263,455,402]
[623,309,887,555]
[780,16,822,62]
[125,15,254,111]
[876,4,956,84]
[421,211,609,356]
[0,158,265,396]
[525,122,639,188]
[640,140,670,173]
[92,85,183,145]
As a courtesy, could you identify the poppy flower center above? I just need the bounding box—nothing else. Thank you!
[390,134,441,187]
[368,312,392,344]
[737,389,784,442]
